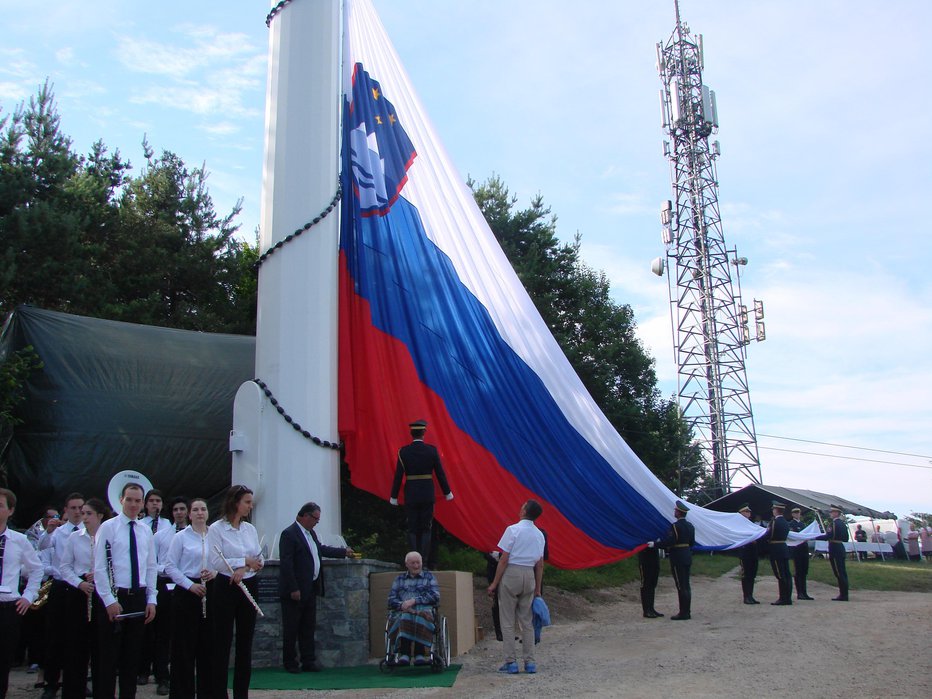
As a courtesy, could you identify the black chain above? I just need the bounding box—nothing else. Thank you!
[252,379,342,450]
[266,0,295,27]
[254,184,342,270]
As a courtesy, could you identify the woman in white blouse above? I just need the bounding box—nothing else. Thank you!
[207,485,263,699]
[59,497,111,699]
[165,498,215,698]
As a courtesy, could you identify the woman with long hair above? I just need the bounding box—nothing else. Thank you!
[207,485,263,699]
[165,498,215,698]
[59,497,112,699]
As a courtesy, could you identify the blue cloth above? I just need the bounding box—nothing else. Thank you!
[532,596,551,644]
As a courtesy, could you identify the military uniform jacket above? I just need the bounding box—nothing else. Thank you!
[391,440,451,505]
[657,518,695,565]
[817,517,849,551]
[788,518,810,559]
[764,516,791,559]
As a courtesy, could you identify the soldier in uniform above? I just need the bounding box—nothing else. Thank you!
[763,501,792,605]
[816,504,850,601]
[788,506,814,600]
[651,500,695,620]
[737,504,761,605]
[390,420,454,562]
[637,545,663,618]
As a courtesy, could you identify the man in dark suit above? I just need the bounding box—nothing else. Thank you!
[651,500,695,620]
[737,504,761,605]
[763,501,793,605]
[788,506,814,600]
[390,420,454,562]
[816,504,850,601]
[278,502,354,673]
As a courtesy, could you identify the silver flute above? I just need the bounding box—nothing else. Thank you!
[86,534,95,622]
[212,545,264,617]
[200,535,208,619]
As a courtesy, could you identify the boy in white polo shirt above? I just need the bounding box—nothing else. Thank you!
[487,500,545,675]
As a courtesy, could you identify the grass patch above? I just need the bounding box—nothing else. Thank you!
[806,557,932,593]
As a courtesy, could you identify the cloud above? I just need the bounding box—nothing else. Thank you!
[55,47,75,65]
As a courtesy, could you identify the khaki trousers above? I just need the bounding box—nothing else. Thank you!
[498,565,536,664]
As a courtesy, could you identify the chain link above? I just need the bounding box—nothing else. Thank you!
[252,379,342,450]
[266,0,295,28]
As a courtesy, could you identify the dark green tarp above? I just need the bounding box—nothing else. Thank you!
[0,306,255,526]
[705,483,895,521]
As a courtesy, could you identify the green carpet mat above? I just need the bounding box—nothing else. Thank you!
[235,664,462,690]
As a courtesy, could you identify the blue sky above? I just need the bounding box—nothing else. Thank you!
[3,1,930,520]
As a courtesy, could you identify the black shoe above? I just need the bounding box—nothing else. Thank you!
[771,600,791,606]
[284,665,300,674]
[832,596,848,601]
[798,594,814,600]
[670,613,690,620]
[749,597,760,605]
[643,611,660,618]
[743,597,755,605]
[650,609,664,617]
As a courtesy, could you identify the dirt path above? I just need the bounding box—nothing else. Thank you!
[8,568,931,698]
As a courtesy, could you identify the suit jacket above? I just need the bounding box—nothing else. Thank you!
[278,521,347,600]
[656,518,695,565]
[764,516,791,559]
[390,440,451,505]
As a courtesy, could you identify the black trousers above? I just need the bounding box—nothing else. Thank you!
[638,548,660,613]
[96,588,147,699]
[670,561,691,616]
[770,554,792,602]
[0,602,24,699]
[828,543,849,598]
[740,552,759,599]
[281,590,318,669]
[140,577,172,683]
[212,575,257,699]
[169,581,212,699]
[405,502,435,560]
[43,580,69,687]
[61,584,101,699]
[792,546,810,596]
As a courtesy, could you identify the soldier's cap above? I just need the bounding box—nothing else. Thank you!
[738,504,752,514]
[771,500,786,510]
[408,419,428,430]
[674,500,689,513]
[829,504,843,513]
[791,507,801,514]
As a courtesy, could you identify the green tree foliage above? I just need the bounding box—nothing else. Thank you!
[0,83,257,333]
[469,174,705,497]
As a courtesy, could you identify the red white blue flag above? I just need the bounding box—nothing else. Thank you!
[338,0,763,568]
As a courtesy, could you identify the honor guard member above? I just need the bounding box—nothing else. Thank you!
[637,545,663,618]
[0,488,44,699]
[763,501,792,605]
[94,482,158,699]
[650,500,695,620]
[788,507,814,600]
[737,504,761,605]
[390,420,454,561]
[816,504,850,601]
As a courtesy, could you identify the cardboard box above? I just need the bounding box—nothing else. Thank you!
[369,570,475,659]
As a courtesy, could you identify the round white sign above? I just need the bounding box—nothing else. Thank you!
[106,470,154,513]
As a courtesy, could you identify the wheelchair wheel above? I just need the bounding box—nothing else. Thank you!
[379,658,396,674]
[431,616,450,670]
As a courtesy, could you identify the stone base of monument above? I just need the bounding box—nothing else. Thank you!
[251,557,400,668]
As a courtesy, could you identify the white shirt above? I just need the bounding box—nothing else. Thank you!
[39,520,85,580]
[497,519,545,567]
[0,527,43,603]
[298,522,321,580]
[60,528,95,589]
[207,519,261,579]
[140,515,172,536]
[164,526,213,590]
[94,513,158,607]
[154,525,183,576]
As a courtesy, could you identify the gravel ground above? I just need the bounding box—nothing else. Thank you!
[8,567,931,699]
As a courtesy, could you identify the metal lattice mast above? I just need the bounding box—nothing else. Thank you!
[654,0,763,497]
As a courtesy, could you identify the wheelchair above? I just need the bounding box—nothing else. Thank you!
[379,605,451,673]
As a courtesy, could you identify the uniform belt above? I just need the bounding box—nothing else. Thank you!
[672,544,690,548]
[829,540,845,543]
[771,540,786,544]
[406,474,433,481]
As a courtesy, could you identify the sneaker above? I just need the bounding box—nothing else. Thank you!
[525,662,537,674]
[498,661,519,674]
[413,655,427,666]
[396,654,410,666]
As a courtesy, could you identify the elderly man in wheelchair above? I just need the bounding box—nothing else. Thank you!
[385,551,441,667]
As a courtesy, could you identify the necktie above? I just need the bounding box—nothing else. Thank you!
[0,533,6,584]
[151,518,158,534]
[129,521,140,589]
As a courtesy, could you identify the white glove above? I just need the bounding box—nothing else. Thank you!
[389,498,398,506]
[647,541,655,548]
[445,492,454,501]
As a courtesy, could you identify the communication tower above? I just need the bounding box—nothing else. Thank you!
[652,0,764,498]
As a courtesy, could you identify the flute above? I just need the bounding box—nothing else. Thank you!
[200,534,208,619]
[212,545,264,617]
[87,533,95,622]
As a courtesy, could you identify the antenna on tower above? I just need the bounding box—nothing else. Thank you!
[652,1,765,500]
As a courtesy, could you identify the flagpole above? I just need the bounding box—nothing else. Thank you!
[231,0,343,558]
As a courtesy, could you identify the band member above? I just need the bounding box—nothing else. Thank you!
[208,485,263,699]
[58,498,110,699]
[94,483,158,699]
[165,498,215,699]
[0,488,44,699]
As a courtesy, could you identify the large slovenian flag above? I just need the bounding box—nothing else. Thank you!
[338,0,763,568]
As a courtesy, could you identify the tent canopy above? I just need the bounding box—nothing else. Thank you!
[706,484,895,521]
[0,306,255,525]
